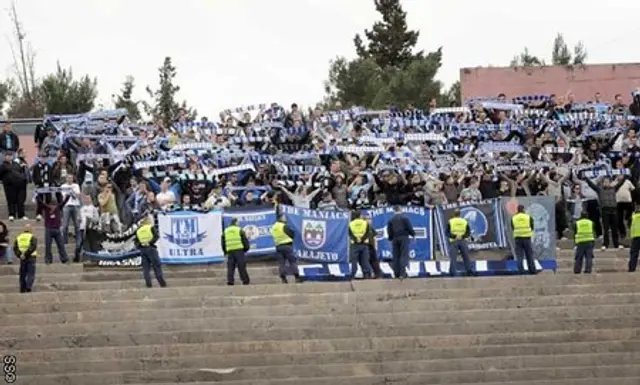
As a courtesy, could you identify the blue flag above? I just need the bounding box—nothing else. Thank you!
[365,206,434,261]
[222,207,277,256]
[280,205,349,263]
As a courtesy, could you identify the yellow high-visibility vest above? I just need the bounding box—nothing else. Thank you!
[574,218,595,244]
[631,213,640,239]
[448,217,468,241]
[349,218,368,244]
[224,226,244,252]
[512,213,533,238]
[16,232,36,257]
[136,225,154,246]
[271,222,293,246]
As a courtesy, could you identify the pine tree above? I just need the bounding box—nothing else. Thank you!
[354,0,421,69]
[551,33,572,65]
[39,62,98,114]
[113,76,141,121]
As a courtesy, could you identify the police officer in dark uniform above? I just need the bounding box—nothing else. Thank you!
[364,215,383,279]
[134,217,167,288]
[628,206,640,272]
[349,211,373,279]
[222,218,250,285]
[511,205,536,275]
[386,205,415,279]
[270,214,302,284]
[573,211,595,274]
[14,224,37,293]
[447,209,475,276]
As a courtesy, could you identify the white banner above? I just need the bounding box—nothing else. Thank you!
[157,210,224,264]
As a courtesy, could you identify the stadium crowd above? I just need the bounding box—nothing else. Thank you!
[1,90,640,264]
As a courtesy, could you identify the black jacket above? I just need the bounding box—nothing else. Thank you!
[0,160,27,186]
[386,213,415,241]
[0,131,20,152]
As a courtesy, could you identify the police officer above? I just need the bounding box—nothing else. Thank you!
[349,210,373,279]
[134,217,167,288]
[364,215,383,279]
[387,205,415,279]
[511,205,536,275]
[270,214,302,284]
[14,224,37,293]
[573,211,595,274]
[628,206,640,272]
[448,209,475,276]
[222,218,250,285]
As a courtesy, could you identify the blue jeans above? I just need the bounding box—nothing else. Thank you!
[1,245,13,263]
[449,239,474,276]
[62,206,80,243]
[45,228,69,264]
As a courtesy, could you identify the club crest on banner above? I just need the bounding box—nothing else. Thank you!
[164,216,206,248]
[460,206,488,241]
[302,220,326,250]
[242,224,263,241]
[526,203,551,249]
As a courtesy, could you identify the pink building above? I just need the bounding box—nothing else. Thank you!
[460,63,640,104]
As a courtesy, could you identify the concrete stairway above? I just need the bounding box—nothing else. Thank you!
[1,187,639,384]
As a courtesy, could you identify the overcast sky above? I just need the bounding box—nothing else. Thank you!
[1,0,639,118]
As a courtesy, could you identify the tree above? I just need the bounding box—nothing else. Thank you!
[324,0,443,110]
[39,62,98,115]
[113,76,141,121]
[0,81,8,111]
[511,33,588,68]
[145,57,197,127]
[551,33,572,65]
[510,48,544,67]
[354,0,422,69]
[5,0,43,118]
[443,80,461,106]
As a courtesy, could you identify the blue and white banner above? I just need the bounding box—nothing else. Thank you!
[280,205,349,263]
[365,206,434,261]
[435,199,507,257]
[158,210,224,264]
[222,207,277,256]
[299,259,557,280]
[501,196,557,262]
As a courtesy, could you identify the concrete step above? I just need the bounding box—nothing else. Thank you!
[82,379,640,385]
[0,263,83,275]
[15,362,640,384]
[3,317,640,351]
[16,344,640,375]
[13,328,640,362]
[3,283,637,315]
[2,273,640,303]
[3,293,639,326]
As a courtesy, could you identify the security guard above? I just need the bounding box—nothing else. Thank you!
[364,215,383,279]
[222,218,250,285]
[387,205,415,279]
[270,214,302,284]
[573,211,595,274]
[511,205,536,275]
[14,224,37,293]
[628,206,640,272]
[448,210,475,276]
[349,210,373,279]
[134,217,167,288]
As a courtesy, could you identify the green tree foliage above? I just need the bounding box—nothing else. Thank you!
[443,80,461,106]
[510,47,544,67]
[324,0,442,110]
[39,62,98,114]
[0,81,8,111]
[145,57,197,127]
[113,76,141,121]
[512,34,588,68]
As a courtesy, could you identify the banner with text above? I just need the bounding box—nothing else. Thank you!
[501,196,557,261]
[158,210,225,264]
[435,199,507,257]
[280,205,349,263]
[222,207,277,256]
[365,206,434,261]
